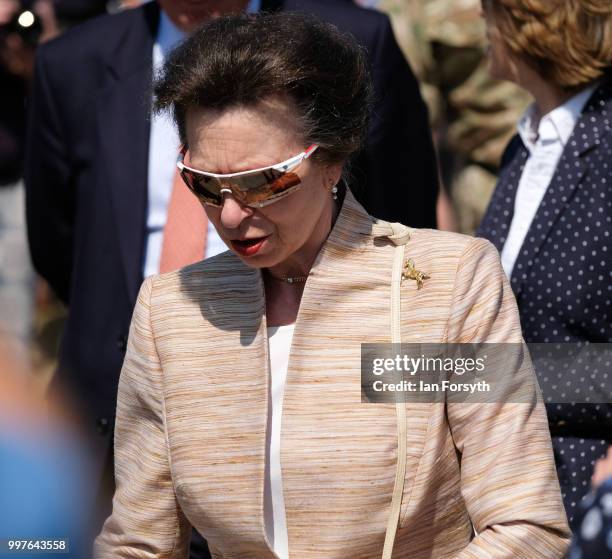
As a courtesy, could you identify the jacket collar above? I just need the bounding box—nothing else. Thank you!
[312,186,377,257]
[476,137,528,253]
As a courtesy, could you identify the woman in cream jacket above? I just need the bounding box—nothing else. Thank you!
[96,12,570,558]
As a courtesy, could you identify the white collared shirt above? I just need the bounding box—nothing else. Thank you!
[144,1,261,278]
[500,84,597,278]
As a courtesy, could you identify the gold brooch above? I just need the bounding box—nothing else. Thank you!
[402,258,430,289]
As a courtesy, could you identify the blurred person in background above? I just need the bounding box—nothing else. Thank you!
[477,0,612,529]
[0,0,147,384]
[358,0,531,234]
[0,0,59,367]
[24,0,438,555]
[0,336,95,559]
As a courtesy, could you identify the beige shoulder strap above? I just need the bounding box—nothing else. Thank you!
[374,221,410,559]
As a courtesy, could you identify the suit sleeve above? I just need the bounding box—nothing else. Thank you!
[24,48,74,303]
[444,238,571,558]
[94,278,191,558]
[351,15,438,228]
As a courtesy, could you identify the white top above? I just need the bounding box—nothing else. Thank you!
[500,84,597,278]
[144,3,261,278]
[264,324,295,559]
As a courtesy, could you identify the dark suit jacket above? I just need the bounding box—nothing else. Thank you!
[25,1,438,474]
[477,78,612,528]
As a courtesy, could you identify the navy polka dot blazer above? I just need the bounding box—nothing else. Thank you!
[478,79,612,530]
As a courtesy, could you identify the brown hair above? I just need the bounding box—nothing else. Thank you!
[154,12,373,166]
[486,0,612,89]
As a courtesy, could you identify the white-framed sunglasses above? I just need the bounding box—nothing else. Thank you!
[176,144,319,208]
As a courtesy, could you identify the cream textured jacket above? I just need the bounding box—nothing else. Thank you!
[95,190,570,558]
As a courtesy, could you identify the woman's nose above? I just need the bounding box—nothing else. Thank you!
[218,191,253,230]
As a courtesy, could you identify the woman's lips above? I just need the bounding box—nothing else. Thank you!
[230,236,269,256]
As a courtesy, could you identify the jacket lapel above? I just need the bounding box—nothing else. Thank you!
[97,3,159,304]
[510,81,612,298]
[476,137,528,252]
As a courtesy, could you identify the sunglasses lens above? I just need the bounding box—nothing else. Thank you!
[229,171,302,206]
[229,169,284,192]
[269,172,302,195]
[181,170,223,206]
[180,162,304,208]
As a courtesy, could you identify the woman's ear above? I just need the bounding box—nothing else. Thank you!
[326,163,343,192]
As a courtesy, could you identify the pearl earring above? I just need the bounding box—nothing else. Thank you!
[331,185,338,200]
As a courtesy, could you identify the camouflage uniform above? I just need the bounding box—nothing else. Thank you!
[369,0,531,234]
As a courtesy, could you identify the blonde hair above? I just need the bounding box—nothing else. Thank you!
[488,0,612,89]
